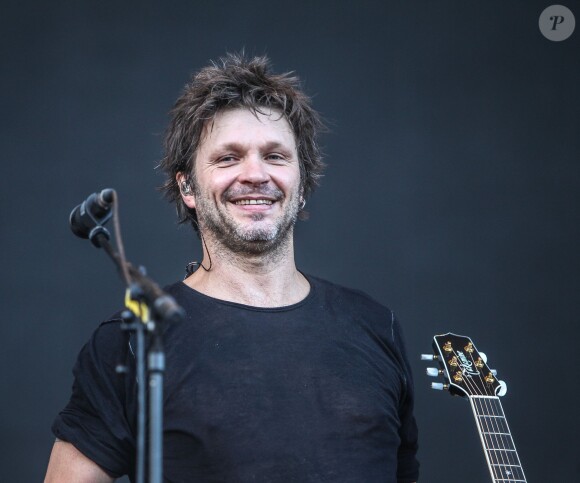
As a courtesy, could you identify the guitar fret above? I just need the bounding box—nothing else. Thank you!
[491,466,525,480]
[486,450,520,467]
[477,418,511,436]
[482,431,510,435]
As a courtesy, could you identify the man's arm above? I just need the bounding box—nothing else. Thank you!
[45,439,114,483]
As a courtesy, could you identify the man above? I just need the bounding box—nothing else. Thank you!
[45,53,419,482]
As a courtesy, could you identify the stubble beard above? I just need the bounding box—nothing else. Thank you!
[194,186,300,258]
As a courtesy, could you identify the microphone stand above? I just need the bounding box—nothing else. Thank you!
[87,227,183,483]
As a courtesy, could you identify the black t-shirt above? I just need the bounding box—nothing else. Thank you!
[53,275,419,482]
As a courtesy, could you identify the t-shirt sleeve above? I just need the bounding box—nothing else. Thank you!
[391,315,420,482]
[51,318,137,478]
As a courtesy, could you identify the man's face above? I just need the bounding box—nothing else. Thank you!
[181,108,302,255]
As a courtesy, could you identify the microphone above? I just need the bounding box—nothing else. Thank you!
[69,189,115,243]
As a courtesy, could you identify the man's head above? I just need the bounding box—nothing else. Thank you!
[159,52,325,231]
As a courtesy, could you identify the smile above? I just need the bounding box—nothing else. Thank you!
[234,199,273,205]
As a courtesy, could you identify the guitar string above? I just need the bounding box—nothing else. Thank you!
[491,397,526,481]
[465,349,513,482]
[465,349,519,482]
[468,353,509,481]
[474,398,505,482]
[471,397,501,482]
[449,348,503,482]
[480,363,525,480]
[452,347,518,482]
[471,356,512,480]
[485,398,523,481]
[480,397,516,481]
[489,399,516,474]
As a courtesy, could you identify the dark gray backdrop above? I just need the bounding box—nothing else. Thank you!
[2,1,578,481]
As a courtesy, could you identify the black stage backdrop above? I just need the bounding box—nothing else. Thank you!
[1,1,578,481]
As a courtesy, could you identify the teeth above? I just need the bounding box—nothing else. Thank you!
[235,199,273,205]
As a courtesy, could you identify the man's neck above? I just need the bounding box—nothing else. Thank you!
[183,234,310,308]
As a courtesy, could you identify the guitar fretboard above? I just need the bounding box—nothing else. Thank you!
[470,396,526,483]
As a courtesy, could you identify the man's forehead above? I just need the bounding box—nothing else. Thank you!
[200,107,295,147]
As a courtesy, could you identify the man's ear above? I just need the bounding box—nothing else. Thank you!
[176,172,196,209]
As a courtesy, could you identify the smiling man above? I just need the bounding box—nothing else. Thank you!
[45,53,419,482]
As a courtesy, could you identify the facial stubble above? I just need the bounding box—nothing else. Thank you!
[194,184,301,257]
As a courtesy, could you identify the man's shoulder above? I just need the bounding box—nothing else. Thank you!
[305,274,393,316]
[306,274,407,350]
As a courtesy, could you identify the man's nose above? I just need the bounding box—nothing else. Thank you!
[238,155,270,184]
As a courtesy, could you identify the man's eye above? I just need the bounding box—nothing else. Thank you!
[266,153,285,162]
[217,155,237,164]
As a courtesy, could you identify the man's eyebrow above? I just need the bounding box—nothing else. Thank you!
[261,141,293,152]
[211,142,245,153]
[211,141,294,154]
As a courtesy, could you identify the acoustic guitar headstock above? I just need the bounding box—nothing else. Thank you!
[422,333,507,398]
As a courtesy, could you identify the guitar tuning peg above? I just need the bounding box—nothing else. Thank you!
[431,382,447,391]
[490,369,497,376]
[421,354,438,361]
[479,352,487,363]
[426,367,441,377]
[497,380,508,397]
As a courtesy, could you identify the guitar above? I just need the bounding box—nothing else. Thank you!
[422,333,527,482]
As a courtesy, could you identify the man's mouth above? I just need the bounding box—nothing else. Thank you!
[233,199,274,205]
